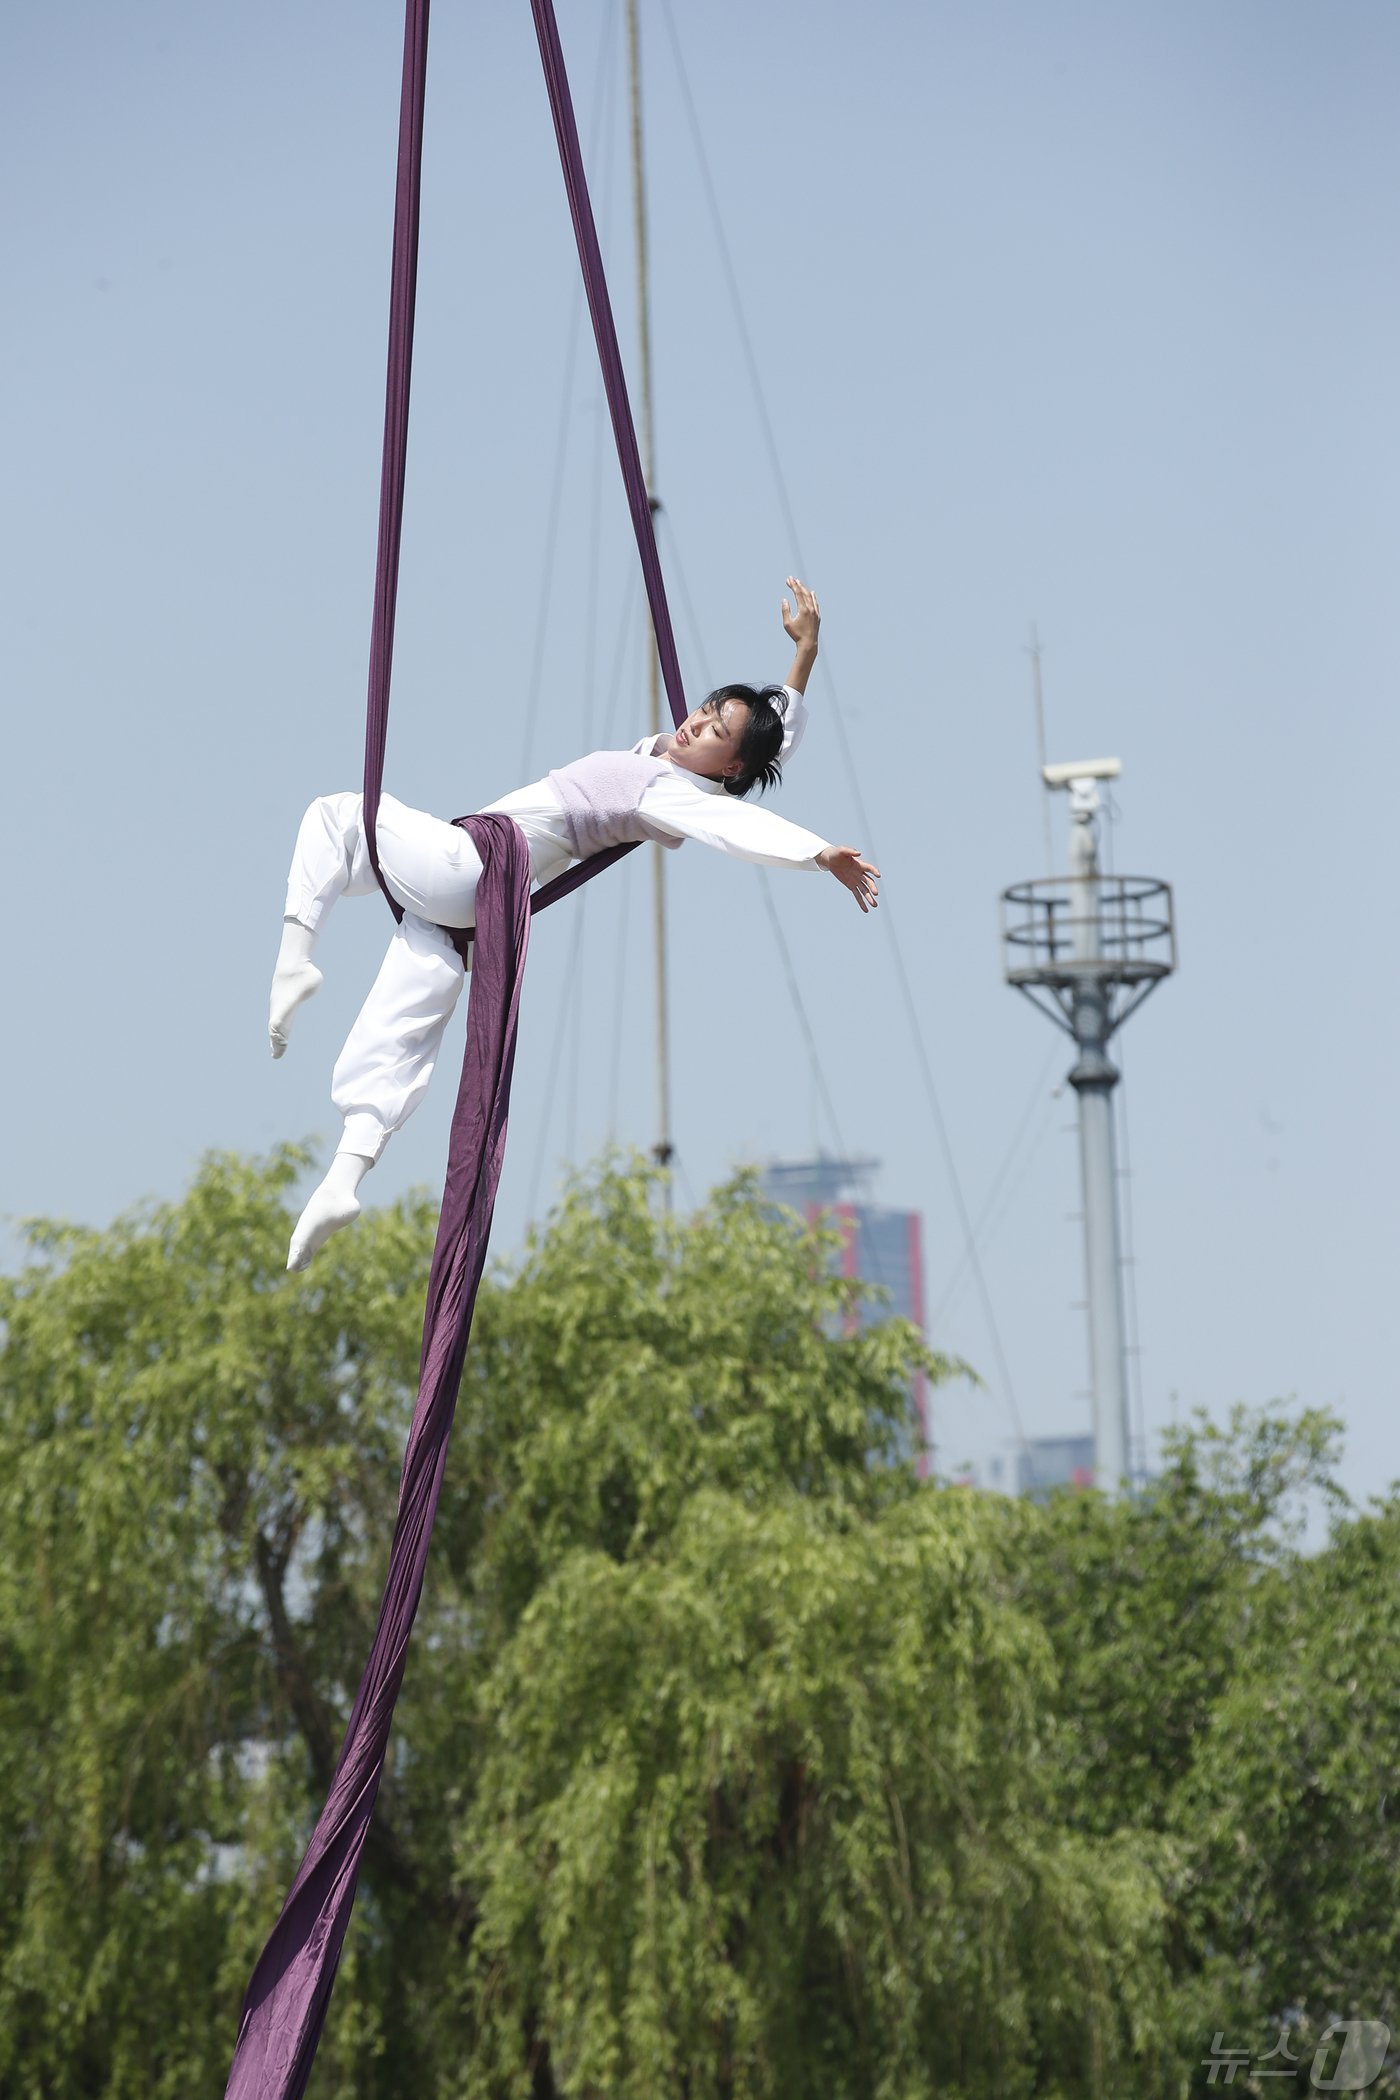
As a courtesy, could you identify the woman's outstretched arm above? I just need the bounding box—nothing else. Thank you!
[782,576,820,694]
[627,580,820,764]
[643,774,828,868]
[772,576,820,764]
[814,844,880,912]
[640,775,880,911]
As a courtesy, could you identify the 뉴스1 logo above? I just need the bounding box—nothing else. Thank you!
[1201,2022,1391,2090]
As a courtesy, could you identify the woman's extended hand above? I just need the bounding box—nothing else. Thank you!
[781,576,821,658]
[817,844,880,912]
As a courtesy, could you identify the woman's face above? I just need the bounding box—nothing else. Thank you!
[665,696,750,781]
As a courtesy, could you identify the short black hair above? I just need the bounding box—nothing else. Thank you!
[703,683,787,797]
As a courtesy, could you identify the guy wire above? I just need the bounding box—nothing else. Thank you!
[658,0,1029,1458]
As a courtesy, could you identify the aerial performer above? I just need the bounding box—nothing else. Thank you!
[226,0,884,2085]
[267,577,879,1270]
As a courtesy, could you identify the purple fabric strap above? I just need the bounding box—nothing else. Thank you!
[224,817,531,2100]
[226,0,690,2088]
[528,0,687,738]
[525,0,689,922]
[362,0,430,920]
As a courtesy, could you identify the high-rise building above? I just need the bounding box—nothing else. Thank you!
[759,1156,930,1478]
[1015,1433,1095,1498]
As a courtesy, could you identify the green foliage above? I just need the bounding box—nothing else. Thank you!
[462,1489,1171,2100]
[1010,1406,1400,2093]
[1015,1406,1348,1837]
[0,1146,440,2098]
[1171,1495,1400,2083]
[0,1148,1389,2098]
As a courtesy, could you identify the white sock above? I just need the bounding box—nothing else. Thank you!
[269,917,323,1058]
[287,1152,373,1271]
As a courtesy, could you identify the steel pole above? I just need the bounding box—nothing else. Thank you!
[626,0,674,1196]
[1068,978,1130,1498]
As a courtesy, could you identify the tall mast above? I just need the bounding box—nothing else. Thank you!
[1001,758,1176,1498]
[626,0,673,1191]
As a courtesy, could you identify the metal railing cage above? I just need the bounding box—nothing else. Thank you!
[1000,873,1176,1033]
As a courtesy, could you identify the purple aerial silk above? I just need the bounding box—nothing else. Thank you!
[224,816,529,2099]
[361,0,429,923]
[526,0,688,738]
[225,0,687,2091]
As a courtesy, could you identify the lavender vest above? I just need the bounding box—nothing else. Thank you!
[548,747,687,859]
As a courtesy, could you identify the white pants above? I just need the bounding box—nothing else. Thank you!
[284,793,483,1163]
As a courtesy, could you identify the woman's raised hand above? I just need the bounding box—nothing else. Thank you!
[781,576,821,656]
[817,844,880,912]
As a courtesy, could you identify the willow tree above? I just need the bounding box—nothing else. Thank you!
[0,1150,1176,2100]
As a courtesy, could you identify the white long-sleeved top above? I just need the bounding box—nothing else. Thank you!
[480,684,824,887]
[324,688,820,1163]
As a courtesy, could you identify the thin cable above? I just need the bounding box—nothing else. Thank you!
[656,507,852,1171]
[607,865,633,1139]
[658,0,1028,1455]
[655,0,810,612]
[977,1094,1059,1267]
[757,873,849,1161]
[599,567,642,745]
[928,1043,1062,1328]
[583,399,607,748]
[674,1155,699,1215]
[1099,790,1148,1477]
[530,0,689,732]
[517,0,621,780]
[658,471,895,1298]
[560,39,622,1163]
[655,0,881,845]
[654,508,710,697]
[582,7,623,750]
[527,923,587,1222]
[565,893,588,1163]
[516,297,582,781]
[1114,1035,1150,1487]
[754,883,895,1302]
[882,924,1031,1454]
[598,511,644,1145]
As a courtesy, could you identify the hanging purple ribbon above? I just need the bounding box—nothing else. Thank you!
[527,0,688,736]
[361,0,429,921]
[224,816,530,2100]
[225,0,689,2091]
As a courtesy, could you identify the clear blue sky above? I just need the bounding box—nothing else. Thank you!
[5,0,1398,1500]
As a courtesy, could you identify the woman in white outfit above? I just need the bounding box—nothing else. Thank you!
[270,581,878,1269]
